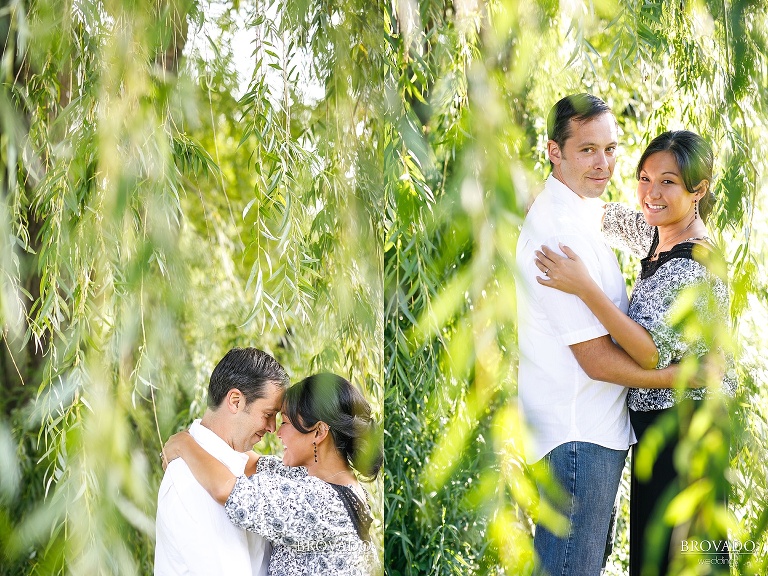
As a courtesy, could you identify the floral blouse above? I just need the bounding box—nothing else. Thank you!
[602,203,737,411]
[225,456,377,576]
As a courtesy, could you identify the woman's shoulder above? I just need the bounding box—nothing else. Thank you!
[648,245,730,311]
[672,242,729,288]
[257,471,354,507]
[689,240,729,282]
[655,253,718,287]
[228,470,349,520]
[303,477,365,506]
[652,239,722,274]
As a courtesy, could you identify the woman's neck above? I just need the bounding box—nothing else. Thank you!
[308,452,356,485]
[654,214,707,257]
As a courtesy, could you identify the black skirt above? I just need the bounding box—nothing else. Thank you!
[629,401,730,576]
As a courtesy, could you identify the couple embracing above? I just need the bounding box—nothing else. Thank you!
[517,94,736,576]
[154,348,381,576]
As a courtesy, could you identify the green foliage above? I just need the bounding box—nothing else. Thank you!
[384,0,768,574]
[0,0,384,573]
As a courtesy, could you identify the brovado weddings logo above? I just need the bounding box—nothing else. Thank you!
[681,539,767,555]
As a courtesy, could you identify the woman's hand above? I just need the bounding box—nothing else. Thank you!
[161,430,194,471]
[686,350,726,390]
[535,242,660,370]
[535,244,594,297]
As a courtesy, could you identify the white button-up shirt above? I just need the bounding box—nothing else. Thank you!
[155,420,270,576]
[516,175,635,463]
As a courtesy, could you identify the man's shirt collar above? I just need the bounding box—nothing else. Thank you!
[189,419,250,474]
[545,174,606,231]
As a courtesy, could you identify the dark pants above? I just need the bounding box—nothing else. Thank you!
[629,402,730,576]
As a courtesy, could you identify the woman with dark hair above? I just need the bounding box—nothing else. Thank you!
[534,130,736,575]
[162,373,382,576]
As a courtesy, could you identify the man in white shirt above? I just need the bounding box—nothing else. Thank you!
[516,94,678,576]
[155,347,289,576]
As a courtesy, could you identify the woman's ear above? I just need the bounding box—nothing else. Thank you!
[314,422,331,443]
[693,179,710,199]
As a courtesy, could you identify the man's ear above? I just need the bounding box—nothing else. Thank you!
[547,140,563,165]
[225,388,246,414]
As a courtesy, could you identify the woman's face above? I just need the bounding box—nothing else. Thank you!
[277,413,316,468]
[636,150,702,228]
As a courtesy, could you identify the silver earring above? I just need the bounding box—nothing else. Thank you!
[313,442,317,463]
[694,199,699,219]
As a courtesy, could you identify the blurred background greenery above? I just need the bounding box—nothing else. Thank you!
[1,0,383,573]
[384,0,768,574]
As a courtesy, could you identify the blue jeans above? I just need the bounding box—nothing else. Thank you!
[533,442,628,576]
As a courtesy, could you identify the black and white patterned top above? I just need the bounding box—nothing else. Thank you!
[225,456,377,576]
[602,203,737,411]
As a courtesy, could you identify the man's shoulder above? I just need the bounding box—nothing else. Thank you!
[522,190,591,240]
[158,459,211,507]
[520,210,601,258]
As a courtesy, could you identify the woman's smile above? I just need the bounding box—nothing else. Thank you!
[644,202,667,212]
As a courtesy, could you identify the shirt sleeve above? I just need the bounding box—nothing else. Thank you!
[155,474,194,575]
[523,233,616,346]
[602,202,654,258]
[156,463,239,576]
[225,474,350,547]
[255,455,308,480]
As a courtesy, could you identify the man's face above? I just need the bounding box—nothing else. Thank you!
[548,113,618,199]
[232,383,285,452]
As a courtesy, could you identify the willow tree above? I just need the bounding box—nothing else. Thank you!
[0,0,383,573]
[385,1,768,574]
